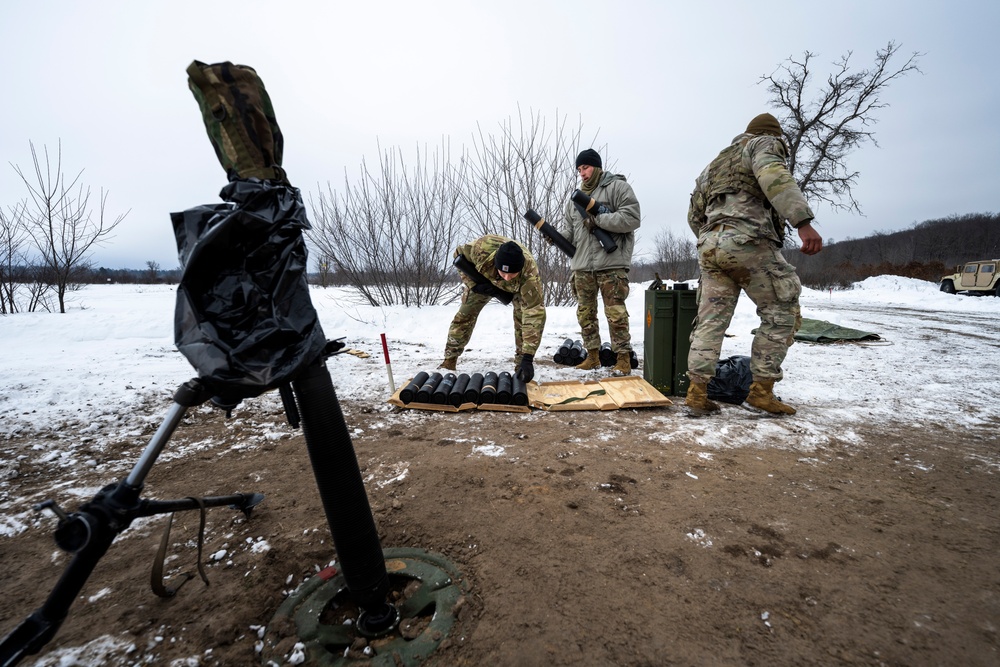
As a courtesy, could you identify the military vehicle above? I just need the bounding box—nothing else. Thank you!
[939,259,1000,295]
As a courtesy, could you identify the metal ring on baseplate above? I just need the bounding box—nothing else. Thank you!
[261,547,470,666]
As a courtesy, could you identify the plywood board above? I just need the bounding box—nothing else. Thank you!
[598,376,673,408]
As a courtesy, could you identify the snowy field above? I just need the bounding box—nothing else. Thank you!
[2,276,999,454]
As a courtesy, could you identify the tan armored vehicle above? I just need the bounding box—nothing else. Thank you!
[940,259,1000,295]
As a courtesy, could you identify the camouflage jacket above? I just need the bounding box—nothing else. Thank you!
[560,172,641,272]
[687,133,815,246]
[454,235,547,355]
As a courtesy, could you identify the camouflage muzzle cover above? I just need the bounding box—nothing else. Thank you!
[186,60,288,184]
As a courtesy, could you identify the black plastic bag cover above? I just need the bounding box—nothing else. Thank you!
[707,355,752,404]
[171,179,327,402]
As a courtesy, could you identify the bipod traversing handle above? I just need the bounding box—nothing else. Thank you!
[138,492,265,520]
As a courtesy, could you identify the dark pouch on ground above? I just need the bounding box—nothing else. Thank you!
[707,355,752,404]
[171,179,327,404]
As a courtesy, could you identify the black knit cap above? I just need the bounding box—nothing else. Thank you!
[575,148,602,169]
[494,241,525,274]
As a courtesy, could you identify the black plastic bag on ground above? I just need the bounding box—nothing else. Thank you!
[707,355,752,404]
[171,179,327,404]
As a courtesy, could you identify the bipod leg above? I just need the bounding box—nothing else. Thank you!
[125,379,212,489]
[0,379,214,667]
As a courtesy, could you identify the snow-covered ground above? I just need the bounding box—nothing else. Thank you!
[3,276,998,666]
[2,277,999,450]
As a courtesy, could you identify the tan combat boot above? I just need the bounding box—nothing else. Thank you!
[684,381,720,412]
[439,357,457,371]
[612,352,632,376]
[575,349,601,370]
[746,378,796,415]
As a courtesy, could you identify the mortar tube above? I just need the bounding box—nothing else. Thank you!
[291,359,390,617]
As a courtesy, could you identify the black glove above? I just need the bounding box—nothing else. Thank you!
[572,190,612,217]
[516,354,535,383]
[574,203,597,231]
[469,281,514,305]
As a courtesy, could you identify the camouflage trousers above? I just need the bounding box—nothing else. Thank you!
[687,229,802,383]
[445,284,526,358]
[572,269,632,352]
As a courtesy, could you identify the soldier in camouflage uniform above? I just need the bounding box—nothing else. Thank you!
[685,113,823,415]
[440,235,546,383]
[560,149,641,375]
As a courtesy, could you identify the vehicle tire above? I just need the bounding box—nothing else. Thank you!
[940,280,956,294]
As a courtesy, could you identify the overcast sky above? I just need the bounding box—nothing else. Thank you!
[2,0,996,270]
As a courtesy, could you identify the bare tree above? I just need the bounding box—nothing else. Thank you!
[145,259,160,283]
[760,41,922,215]
[460,107,599,306]
[0,203,29,314]
[308,140,465,307]
[11,141,129,313]
[315,254,333,287]
[309,110,600,307]
[651,228,699,281]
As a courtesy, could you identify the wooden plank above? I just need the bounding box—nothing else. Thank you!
[477,403,531,413]
[598,376,673,408]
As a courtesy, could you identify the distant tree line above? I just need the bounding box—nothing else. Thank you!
[787,212,1000,289]
[629,212,1000,289]
[0,260,178,313]
[5,208,995,313]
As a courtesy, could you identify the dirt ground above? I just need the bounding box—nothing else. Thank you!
[2,392,999,666]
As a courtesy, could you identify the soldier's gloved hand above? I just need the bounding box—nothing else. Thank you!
[582,215,597,232]
[516,354,535,383]
[471,283,495,296]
